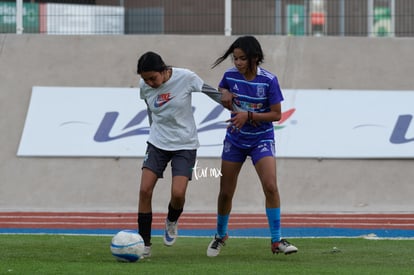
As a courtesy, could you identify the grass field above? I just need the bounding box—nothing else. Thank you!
[1,234,414,275]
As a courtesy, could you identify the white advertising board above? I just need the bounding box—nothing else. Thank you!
[278,89,414,158]
[17,87,414,158]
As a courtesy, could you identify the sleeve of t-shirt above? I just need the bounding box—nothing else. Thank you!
[202,82,243,111]
[268,76,284,105]
[218,74,229,90]
[200,83,221,103]
[139,79,146,100]
[189,70,204,93]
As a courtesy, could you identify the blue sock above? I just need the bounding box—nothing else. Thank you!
[266,208,281,243]
[217,214,229,238]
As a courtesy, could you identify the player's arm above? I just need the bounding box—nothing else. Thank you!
[200,83,221,104]
[250,103,282,122]
[228,103,281,130]
[218,87,236,111]
[144,99,153,126]
[201,83,241,111]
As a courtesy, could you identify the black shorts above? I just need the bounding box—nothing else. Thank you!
[142,142,197,180]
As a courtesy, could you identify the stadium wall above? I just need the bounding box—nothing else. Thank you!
[1,34,414,213]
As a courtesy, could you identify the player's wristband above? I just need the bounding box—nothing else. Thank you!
[248,111,253,123]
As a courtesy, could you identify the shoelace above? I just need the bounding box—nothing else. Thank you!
[211,238,225,249]
[166,221,177,234]
[280,239,291,247]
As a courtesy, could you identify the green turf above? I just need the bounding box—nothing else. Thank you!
[1,235,414,275]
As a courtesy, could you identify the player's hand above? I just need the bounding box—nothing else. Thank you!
[220,88,236,111]
[226,111,248,132]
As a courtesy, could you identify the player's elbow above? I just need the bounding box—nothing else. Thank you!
[272,112,282,122]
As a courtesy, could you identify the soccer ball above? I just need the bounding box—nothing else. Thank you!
[110,230,145,262]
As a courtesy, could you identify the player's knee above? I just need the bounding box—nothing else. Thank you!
[170,195,185,208]
[218,191,234,204]
[262,183,278,196]
[139,187,154,198]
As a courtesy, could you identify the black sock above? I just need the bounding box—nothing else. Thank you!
[167,203,183,222]
[138,212,152,246]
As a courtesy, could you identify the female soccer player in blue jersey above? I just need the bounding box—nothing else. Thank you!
[207,36,298,257]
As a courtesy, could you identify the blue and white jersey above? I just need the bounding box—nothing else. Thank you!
[219,67,284,149]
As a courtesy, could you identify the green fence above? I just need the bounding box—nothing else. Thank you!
[0,2,39,33]
[1,0,413,37]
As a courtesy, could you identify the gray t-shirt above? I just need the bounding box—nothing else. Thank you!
[139,67,203,151]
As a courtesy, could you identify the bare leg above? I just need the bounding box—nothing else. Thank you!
[138,168,158,213]
[169,175,189,210]
[254,156,280,208]
[217,160,243,215]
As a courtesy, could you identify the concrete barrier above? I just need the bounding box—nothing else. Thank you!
[1,34,413,213]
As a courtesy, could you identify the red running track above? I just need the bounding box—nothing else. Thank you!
[1,212,414,230]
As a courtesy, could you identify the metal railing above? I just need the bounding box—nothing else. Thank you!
[1,0,413,37]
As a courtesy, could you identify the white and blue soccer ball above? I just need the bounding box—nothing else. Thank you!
[110,230,145,262]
